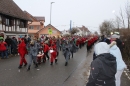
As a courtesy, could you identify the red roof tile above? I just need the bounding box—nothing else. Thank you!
[34,16,45,22]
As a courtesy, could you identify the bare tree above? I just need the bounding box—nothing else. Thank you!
[94,31,99,35]
[114,16,121,31]
[125,1,130,29]
[120,8,125,28]
[69,27,79,35]
[99,20,115,35]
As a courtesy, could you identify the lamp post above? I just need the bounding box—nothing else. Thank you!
[50,2,55,24]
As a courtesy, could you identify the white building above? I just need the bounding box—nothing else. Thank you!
[61,30,70,36]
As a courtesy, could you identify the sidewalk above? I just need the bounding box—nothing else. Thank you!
[63,50,130,86]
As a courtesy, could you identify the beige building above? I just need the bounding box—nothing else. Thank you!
[24,11,45,37]
[38,24,61,37]
[24,11,61,38]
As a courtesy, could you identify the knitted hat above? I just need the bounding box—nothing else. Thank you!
[111,34,120,39]
[0,37,4,40]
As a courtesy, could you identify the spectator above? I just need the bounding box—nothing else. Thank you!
[5,36,12,55]
[11,37,18,56]
[110,41,126,86]
[111,34,123,53]
[86,42,116,86]
[0,37,8,59]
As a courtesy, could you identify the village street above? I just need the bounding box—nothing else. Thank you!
[0,46,130,86]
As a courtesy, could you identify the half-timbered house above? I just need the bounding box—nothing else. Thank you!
[0,0,30,39]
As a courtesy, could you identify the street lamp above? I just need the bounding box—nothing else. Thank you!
[50,2,55,24]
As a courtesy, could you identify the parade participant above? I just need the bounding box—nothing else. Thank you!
[43,42,50,60]
[50,42,57,65]
[70,39,79,58]
[0,37,8,59]
[56,37,61,56]
[27,40,38,71]
[86,42,116,86]
[37,51,44,64]
[62,40,71,66]
[110,41,126,86]
[18,38,27,69]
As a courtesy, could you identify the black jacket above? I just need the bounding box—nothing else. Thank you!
[86,53,117,86]
[5,38,12,46]
[116,38,123,51]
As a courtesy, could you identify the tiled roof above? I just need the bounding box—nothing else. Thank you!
[24,11,38,21]
[79,26,90,32]
[34,16,45,22]
[29,22,41,25]
[0,0,30,20]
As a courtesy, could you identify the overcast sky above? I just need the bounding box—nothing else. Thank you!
[13,0,128,33]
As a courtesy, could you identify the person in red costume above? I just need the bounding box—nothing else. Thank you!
[43,42,50,60]
[0,37,8,59]
[50,42,57,65]
[18,38,27,69]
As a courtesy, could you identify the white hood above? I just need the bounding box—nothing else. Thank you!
[94,42,110,55]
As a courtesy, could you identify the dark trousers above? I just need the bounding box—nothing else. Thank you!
[44,51,49,59]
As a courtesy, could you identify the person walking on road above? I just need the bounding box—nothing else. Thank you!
[86,42,117,86]
[70,39,79,58]
[50,42,57,65]
[18,38,27,69]
[62,40,71,66]
[27,40,38,71]
[43,42,50,60]
[109,41,127,86]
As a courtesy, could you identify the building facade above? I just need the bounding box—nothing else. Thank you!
[24,11,45,37]
[0,0,30,39]
[38,24,61,37]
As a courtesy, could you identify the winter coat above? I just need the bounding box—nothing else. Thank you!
[11,39,17,48]
[70,41,79,53]
[28,42,38,57]
[56,39,61,52]
[115,38,123,51]
[0,42,7,51]
[18,41,27,55]
[5,38,12,46]
[43,44,49,53]
[86,53,117,86]
[62,43,71,57]
[110,42,126,70]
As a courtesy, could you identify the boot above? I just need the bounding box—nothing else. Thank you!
[18,65,22,69]
[55,59,58,63]
[24,63,27,67]
[65,62,68,66]
[27,66,30,71]
[50,62,53,65]
[35,63,38,68]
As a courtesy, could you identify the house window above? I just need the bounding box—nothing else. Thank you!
[37,26,40,30]
[29,26,33,29]
[17,20,20,26]
[6,19,9,26]
[20,21,24,28]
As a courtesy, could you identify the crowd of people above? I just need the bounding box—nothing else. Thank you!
[0,35,98,71]
[0,33,126,86]
[86,34,126,86]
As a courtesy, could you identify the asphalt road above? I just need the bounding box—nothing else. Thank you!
[0,47,87,86]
